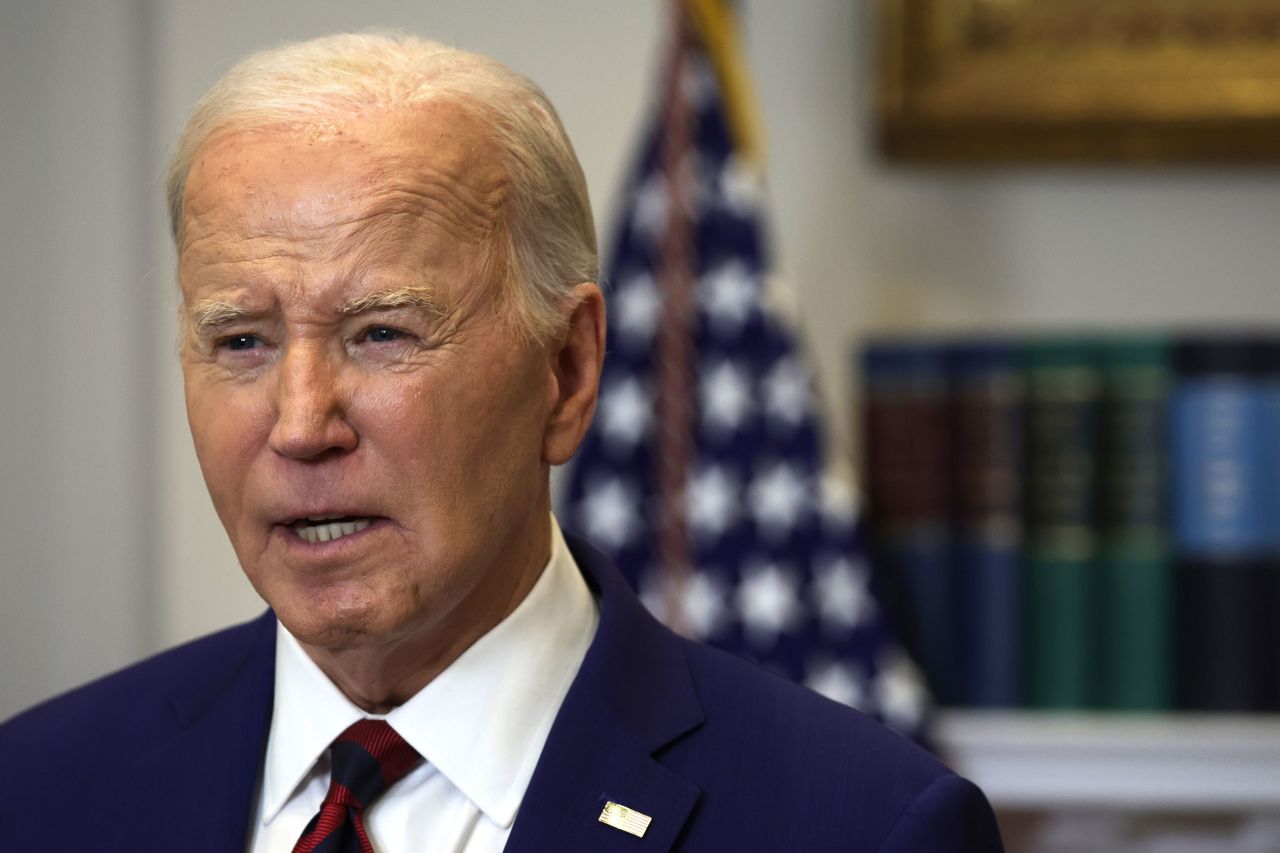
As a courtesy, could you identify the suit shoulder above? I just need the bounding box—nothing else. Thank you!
[670,638,972,844]
[0,611,273,748]
[681,637,941,767]
[879,772,1005,852]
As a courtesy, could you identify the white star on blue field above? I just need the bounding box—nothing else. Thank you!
[565,52,925,734]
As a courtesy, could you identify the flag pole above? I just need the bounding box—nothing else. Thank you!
[655,0,698,635]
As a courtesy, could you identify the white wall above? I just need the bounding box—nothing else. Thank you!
[5,1,1280,718]
[0,0,155,719]
[747,2,1280,459]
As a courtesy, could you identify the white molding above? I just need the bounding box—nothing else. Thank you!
[935,711,1280,812]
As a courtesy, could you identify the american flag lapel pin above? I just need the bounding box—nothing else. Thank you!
[598,801,653,838]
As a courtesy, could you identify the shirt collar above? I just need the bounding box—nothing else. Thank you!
[260,515,598,828]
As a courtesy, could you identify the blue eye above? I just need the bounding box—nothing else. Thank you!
[223,334,260,351]
[365,327,403,343]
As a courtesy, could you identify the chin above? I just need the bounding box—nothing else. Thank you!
[283,609,385,651]
[264,582,397,650]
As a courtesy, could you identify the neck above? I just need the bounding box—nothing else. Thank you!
[299,513,554,713]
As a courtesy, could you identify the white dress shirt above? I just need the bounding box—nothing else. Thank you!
[248,517,599,852]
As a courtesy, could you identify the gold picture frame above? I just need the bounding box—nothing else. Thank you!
[878,0,1280,162]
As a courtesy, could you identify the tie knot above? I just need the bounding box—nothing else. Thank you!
[322,720,422,811]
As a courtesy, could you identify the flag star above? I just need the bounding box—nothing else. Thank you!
[874,652,928,734]
[805,658,866,709]
[748,462,808,539]
[687,464,738,541]
[680,571,731,640]
[699,259,760,337]
[579,478,640,552]
[736,561,803,646]
[612,271,662,348]
[763,356,812,428]
[700,360,753,435]
[598,377,651,451]
[637,570,668,623]
[561,34,930,741]
[813,555,872,633]
[718,154,760,218]
[631,173,668,240]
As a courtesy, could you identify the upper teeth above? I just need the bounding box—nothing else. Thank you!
[293,518,371,544]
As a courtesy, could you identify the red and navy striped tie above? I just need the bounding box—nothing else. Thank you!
[293,720,423,853]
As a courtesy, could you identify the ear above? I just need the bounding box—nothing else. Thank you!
[543,282,606,465]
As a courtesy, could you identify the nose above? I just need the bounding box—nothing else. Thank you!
[268,343,358,460]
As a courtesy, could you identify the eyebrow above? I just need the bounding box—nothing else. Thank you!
[189,300,255,338]
[341,286,446,319]
[187,286,448,339]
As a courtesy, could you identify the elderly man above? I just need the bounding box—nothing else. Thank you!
[0,32,1001,852]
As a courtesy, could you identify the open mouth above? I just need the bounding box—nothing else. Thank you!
[289,515,375,544]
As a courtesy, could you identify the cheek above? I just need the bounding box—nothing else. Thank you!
[185,378,271,503]
[355,363,548,505]
[447,366,551,505]
[347,377,434,460]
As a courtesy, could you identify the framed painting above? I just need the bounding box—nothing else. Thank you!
[878,0,1280,162]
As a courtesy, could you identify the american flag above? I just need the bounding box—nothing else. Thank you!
[563,1,925,735]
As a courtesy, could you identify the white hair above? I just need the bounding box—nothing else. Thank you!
[166,31,597,342]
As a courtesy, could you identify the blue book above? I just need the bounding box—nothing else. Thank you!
[1171,336,1276,710]
[950,341,1023,707]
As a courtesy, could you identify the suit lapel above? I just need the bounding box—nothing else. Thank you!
[504,687,700,853]
[163,610,277,852]
[507,535,705,853]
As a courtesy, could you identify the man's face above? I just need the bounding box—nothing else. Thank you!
[178,104,561,659]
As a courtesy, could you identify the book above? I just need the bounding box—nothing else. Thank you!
[860,328,1280,711]
[950,341,1023,707]
[1171,337,1273,711]
[1022,339,1101,709]
[862,341,960,704]
[1097,337,1173,710]
[1262,339,1280,711]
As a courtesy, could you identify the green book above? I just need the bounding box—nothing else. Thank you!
[1098,338,1173,710]
[1022,339,1100,708]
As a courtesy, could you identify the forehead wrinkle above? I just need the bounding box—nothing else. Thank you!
[372,143,509,211]
[181,120,511,262]
[324,182,507,268]
[304,205,420,267]
[179,215,323,273]
[254,183,503,274]
[178,114,516,329]
[381,167,508,241]
[344,138,509,239]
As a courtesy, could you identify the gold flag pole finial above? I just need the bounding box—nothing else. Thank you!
[681,0,765,168]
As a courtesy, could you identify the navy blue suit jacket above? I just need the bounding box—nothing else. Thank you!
[0,535,1002,851]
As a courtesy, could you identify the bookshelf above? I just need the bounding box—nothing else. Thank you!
[935,710,1280,812]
